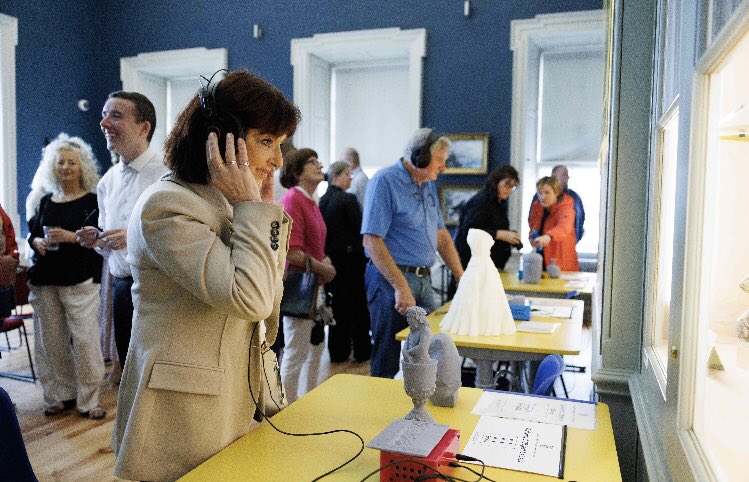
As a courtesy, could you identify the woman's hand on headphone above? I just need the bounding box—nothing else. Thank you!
[206,132,262,205]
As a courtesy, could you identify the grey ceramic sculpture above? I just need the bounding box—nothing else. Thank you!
[738,275,749,341]
[547,258,561,278]
[522,250,544,284]
[428,334,461,407]
[402,306,438,423]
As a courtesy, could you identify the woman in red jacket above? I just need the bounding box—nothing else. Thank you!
[528,176,579,271]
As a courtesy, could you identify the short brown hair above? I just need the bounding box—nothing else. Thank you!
[108,91,157,142]
[164,70,301,184]
[536,176,563,196]
[279,148,317,188]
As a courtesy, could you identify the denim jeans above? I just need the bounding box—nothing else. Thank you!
[365,262,438,378]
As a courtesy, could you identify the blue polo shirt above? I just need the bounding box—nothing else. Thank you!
[361,160,445,267]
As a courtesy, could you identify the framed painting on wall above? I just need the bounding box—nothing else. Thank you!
[439,184,481,226]
[444,133,489,174]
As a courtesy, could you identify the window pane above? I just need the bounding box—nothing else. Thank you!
[537,50,605,165]
[710,0,743,42]
[661,0,680,112]
[649,112,678,375]
[692,26,749,480]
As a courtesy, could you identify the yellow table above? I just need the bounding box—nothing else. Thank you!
[500,271,597,326]
[180,374,620,481]
[396,298,584,390]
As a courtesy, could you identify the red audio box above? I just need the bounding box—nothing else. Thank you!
[379,429,460,481]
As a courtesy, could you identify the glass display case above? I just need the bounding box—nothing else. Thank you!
[689,21,749,481]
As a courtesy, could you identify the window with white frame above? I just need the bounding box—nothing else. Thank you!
[643,0,681,386]
[520,49,605,256]
[647,109,678,379]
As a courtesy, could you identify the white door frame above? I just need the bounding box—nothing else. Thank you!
[120,47,228,152]
[291,28,426,156]
[0,13,19,234]
[509,10,605,235]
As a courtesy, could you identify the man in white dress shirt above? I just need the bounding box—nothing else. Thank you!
[342,148,368,207]
[77,91,167,367]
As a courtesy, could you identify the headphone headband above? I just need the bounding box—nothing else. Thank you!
[197,69,242,156]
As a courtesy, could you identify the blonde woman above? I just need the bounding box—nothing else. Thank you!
[27,133,105,419]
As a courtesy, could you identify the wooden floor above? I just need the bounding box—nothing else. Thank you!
[0,318,591,482]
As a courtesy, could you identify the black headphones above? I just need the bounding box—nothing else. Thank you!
[198,69,243,158]
[410,129,441,169]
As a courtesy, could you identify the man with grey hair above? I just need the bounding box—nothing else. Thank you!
[361,128,464,378]
[341,147,368,206]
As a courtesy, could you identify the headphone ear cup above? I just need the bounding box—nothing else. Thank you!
[205,114,244,159]
[411,146,431,169]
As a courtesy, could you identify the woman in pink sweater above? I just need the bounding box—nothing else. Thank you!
[278,148,336,401]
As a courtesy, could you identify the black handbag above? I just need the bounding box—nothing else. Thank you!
[279,255,319,319]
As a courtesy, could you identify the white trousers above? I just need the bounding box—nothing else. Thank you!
[29,280,104,412]
[279,316,326,402]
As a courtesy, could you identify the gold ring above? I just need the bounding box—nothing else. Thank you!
[239,162,249,166]
[227,160,237,165]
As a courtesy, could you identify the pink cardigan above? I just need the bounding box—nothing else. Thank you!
[278,187,327,270]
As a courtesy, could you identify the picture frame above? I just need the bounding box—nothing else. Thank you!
[439,184,481,227]
[444,133,489,175]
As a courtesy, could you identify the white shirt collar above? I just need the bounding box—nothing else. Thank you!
[294,185,315,201]
[120,146,157,173]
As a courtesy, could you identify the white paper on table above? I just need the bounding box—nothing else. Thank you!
[559,274,584,281]
[471,390,598,430]
[564,280,588,289]
[531,305,573,318]
[515,321,559,334]
[463,416,566,478]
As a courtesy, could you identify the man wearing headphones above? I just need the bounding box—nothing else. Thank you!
[361,128,464,378]
[77,91,167,369]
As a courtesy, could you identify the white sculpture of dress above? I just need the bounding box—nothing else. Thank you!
[440,229,516,336]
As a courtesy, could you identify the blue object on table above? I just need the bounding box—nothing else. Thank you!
[509,301,531,320]
[564,290,579,299]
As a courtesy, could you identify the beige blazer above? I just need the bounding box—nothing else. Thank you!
[112,176,290,481]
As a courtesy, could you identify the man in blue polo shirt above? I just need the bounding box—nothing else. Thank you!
[361,128,464,378]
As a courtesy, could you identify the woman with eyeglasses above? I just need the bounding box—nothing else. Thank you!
[278,148,336,402]
[528,175,579,271]
[319,161,372,363]
[453,165,521,270]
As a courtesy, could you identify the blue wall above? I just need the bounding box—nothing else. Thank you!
[6,0,601,232]
[1,0,107,232]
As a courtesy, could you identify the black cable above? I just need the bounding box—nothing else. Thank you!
[248,323,365,481]
[359,459,452,482]
[454,454,490,482]
[449,462,495,482]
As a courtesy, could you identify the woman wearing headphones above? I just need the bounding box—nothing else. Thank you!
[111,70,300,481]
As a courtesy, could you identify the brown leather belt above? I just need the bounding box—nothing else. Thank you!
[397,265,430,277]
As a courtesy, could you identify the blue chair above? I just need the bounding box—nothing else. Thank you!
[0,387,38,481]
[532,354,566,396]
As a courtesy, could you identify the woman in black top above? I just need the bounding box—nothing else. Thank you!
[453,165,521,270]
[319,161,372,362]
[27,133,106,419]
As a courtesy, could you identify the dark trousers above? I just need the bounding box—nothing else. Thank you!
[112,275,134,368]
[326,253,371,362]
